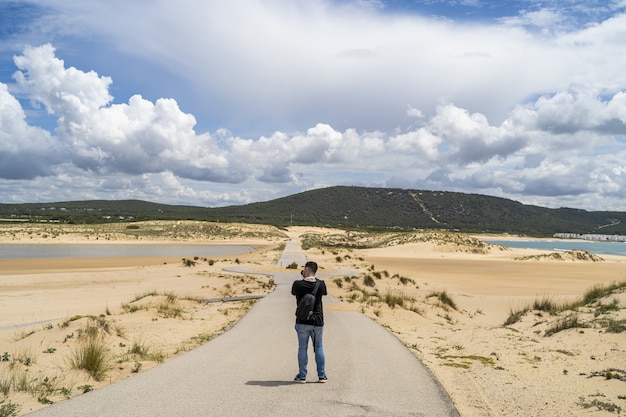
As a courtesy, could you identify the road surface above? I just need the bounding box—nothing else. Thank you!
[28,240,459,417]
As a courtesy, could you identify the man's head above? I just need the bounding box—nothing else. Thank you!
[303,261,318,276]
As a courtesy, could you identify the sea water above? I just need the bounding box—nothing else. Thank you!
[484,239,626,257]
[0,244,255,259]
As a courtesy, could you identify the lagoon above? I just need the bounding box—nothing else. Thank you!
[0,244,255,260]
[484,239,626,257]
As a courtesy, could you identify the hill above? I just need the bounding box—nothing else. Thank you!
[207,186,626,236]
[1,186,625,236]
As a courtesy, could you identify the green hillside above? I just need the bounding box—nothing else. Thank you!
[206,186,626,236]
[1,186,625,236]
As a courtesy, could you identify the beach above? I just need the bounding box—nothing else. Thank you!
[1,222,625,416]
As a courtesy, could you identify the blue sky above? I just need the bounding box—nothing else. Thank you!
[1,0,626,211]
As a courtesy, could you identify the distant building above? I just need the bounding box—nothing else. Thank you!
[554,233,626,242]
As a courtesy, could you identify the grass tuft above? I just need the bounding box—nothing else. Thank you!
[427,291,457,311]
[582,281,626,305]
[0,399,20,417]
[68,332,111,381]
[382,289,407,309]
[504,280,626,329]
[504,307,529,326]
[532,296,559,314]
[0,374,11,396]
[545,313,588,336]
[363,275,376,287]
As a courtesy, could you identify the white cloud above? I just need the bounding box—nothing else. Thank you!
[11,44,255,184]
[3,43,626,210]
[0,80,59,179]
[389,129,441,161]
[13,44,113,118]
[1,2,626,211]
[23,0,624,132]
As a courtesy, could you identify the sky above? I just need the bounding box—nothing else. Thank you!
[1,0,626,211]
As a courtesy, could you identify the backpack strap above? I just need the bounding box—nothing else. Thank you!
[311,279,320,297]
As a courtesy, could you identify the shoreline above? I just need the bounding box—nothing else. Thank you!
[0,239,272,245]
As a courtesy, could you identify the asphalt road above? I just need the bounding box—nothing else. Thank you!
[27,240,459,417]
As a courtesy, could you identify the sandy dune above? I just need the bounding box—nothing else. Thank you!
[1,222,624,416]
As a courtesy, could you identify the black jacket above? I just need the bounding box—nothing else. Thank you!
[291,278,327,326]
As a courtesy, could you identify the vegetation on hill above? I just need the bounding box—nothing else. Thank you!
[0,221,287,243]
[514,249,605,262]
[1,186,625,236]
[0,200,208,224]
[300,230,497,254]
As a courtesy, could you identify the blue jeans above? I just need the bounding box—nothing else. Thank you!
[295,323,326,379]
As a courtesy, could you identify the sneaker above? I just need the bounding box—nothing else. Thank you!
[294,375,306,384]
[318,376,328,383]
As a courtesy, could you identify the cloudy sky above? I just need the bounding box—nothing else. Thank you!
[1,0,625,210]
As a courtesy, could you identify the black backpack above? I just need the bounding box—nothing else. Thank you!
[295,280,320,321]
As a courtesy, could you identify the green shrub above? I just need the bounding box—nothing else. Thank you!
[0,374,11,396]
[78,384,93,393]
[363,275,376,287]
[595,299,620,315]
[428,291,457,311]
[398,276,415,285]
[504,307,529,326]
[182,258,196,267]
[129,339,150,357]
[532,296,559,314]
[0,400,20,417]
[68,333,111,381]
[545,313,587,336]
[12,370,30,392]
[605,319,626,333]
[582,280,626,305]
[382,289,405,309]
[158,302,183,318]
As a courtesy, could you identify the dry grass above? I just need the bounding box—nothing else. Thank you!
[504,281,626,335]
[67,321,112,381]
[426,291,457,311]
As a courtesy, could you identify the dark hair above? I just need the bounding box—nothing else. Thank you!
[304,261,318,274]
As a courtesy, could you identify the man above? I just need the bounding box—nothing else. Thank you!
[291,260,328,383]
